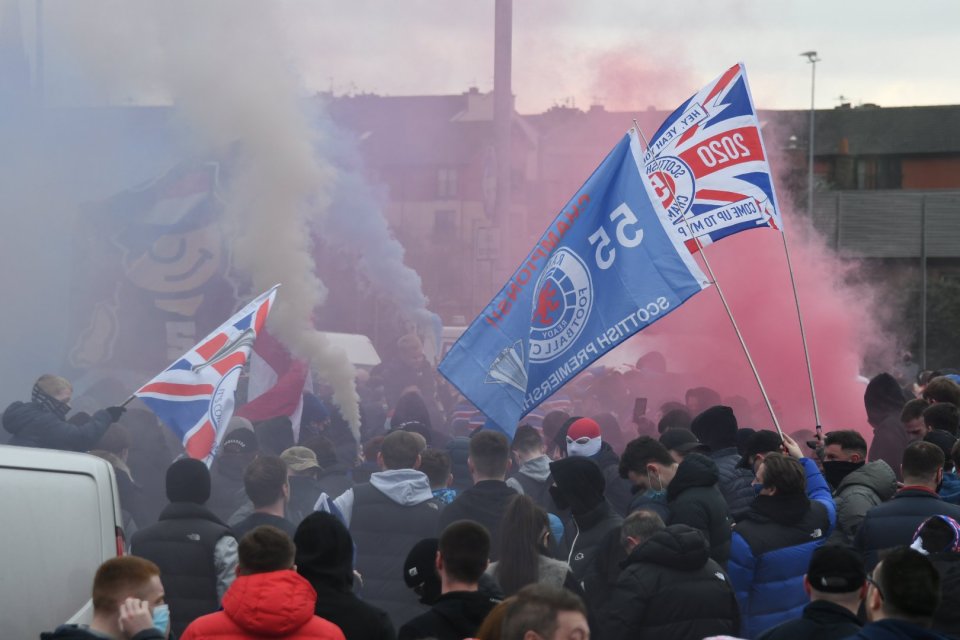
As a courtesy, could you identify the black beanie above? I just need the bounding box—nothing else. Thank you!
[294,512,354,590]
[690,405,738,451]
[165,458,211,504]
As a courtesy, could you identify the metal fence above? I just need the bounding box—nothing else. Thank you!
[810,190,960,369]
[811,191,960,258]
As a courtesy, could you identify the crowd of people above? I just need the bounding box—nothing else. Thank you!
[7,336,960,640]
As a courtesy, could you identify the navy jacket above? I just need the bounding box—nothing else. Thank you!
[666,453,732,565]
[756,600,862,640]
[3,401,112,452]
[710,447,757,519]
[855,487,960,570]
[728,458,836,638]
[847,619,953,640]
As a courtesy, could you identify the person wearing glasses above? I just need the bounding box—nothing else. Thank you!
[852,546,950,640]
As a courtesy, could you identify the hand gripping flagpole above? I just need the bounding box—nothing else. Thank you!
[632,122,783,437]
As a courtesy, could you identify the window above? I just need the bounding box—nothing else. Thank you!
[438,168,458,198]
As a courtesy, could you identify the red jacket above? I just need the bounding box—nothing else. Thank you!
[181,570,347,640]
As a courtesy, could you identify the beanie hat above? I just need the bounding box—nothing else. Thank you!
[166,458,211,504]
[294,512,354,588]
[806,545,866,593]
[566,418,602,458]
[301,393,329,426]
[690,405,738,451]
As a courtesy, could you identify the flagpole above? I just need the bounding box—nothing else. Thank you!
[780,231,821,434]
[632,122,783,437]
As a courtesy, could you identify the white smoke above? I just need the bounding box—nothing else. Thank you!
[57,0,362,433]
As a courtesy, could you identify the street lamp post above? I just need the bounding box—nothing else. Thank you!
[801,51,820,218]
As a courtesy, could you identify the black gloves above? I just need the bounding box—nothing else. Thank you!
[106,406,127,423]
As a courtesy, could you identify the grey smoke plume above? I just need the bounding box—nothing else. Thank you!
[154,0,361,433]
[320,125,442,347]
[58,0,363,432]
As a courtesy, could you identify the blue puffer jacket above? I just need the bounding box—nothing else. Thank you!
[727,458,836,639]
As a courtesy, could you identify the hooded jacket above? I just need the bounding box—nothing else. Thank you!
[3,401,113,452]
[550,457,623,583]
[828,460,898,545]
[506,455,556,512]
[755,600,862,640]
[398,591,500,640]
[728,457,836,638]
[864,373,910,480]
[666,453,733,565]
[296,512,396,640]
[856,487,960,570]
[335,469,441,627]
[180,570,347,640]
[438,480,518,559]
[600,524,739,640]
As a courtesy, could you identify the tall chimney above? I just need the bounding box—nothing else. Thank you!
[493,0,512,276]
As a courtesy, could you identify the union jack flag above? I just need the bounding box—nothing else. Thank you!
[134,285,279,464]
[643,62,783,252]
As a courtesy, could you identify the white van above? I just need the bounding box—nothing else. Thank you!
[0,445,123,638]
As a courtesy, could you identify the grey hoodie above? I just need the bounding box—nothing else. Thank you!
[333,468,434,527]
[506,455,553,494]
[829,460,898,544]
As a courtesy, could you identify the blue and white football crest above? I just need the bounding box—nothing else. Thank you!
[440,132,710,435]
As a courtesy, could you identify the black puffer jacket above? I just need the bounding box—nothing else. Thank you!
[3,401,112,452]
[667,453,733,565]
[710,446,756,519]
[563,499,623,583]
[599,524,740,640]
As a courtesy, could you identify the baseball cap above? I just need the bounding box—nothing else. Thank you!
[806,545,866,593]
[281,446,321,472]
[737,430,783,469]
[221,428,259,454]
[403,538,441,604]
[659,429,708,455]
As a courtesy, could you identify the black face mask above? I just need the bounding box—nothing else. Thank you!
[549,485,570,512]
[822,460,865,489]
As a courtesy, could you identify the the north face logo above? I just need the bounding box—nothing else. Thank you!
[810,528,823,539]
[187,533,201,542]
[574,552,585,561]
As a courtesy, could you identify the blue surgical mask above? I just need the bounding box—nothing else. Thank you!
[753,483,764,496]
[152,604,170,635]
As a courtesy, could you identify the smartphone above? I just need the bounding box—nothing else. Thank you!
[632,397,648,424]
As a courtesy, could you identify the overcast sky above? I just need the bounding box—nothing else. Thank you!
[32,0,960,113]
[276,0,960,113]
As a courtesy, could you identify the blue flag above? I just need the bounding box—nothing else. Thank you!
[439,131,710,436]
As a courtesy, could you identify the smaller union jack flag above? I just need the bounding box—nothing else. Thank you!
[643,62,783,252]
[135,285,279,464]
